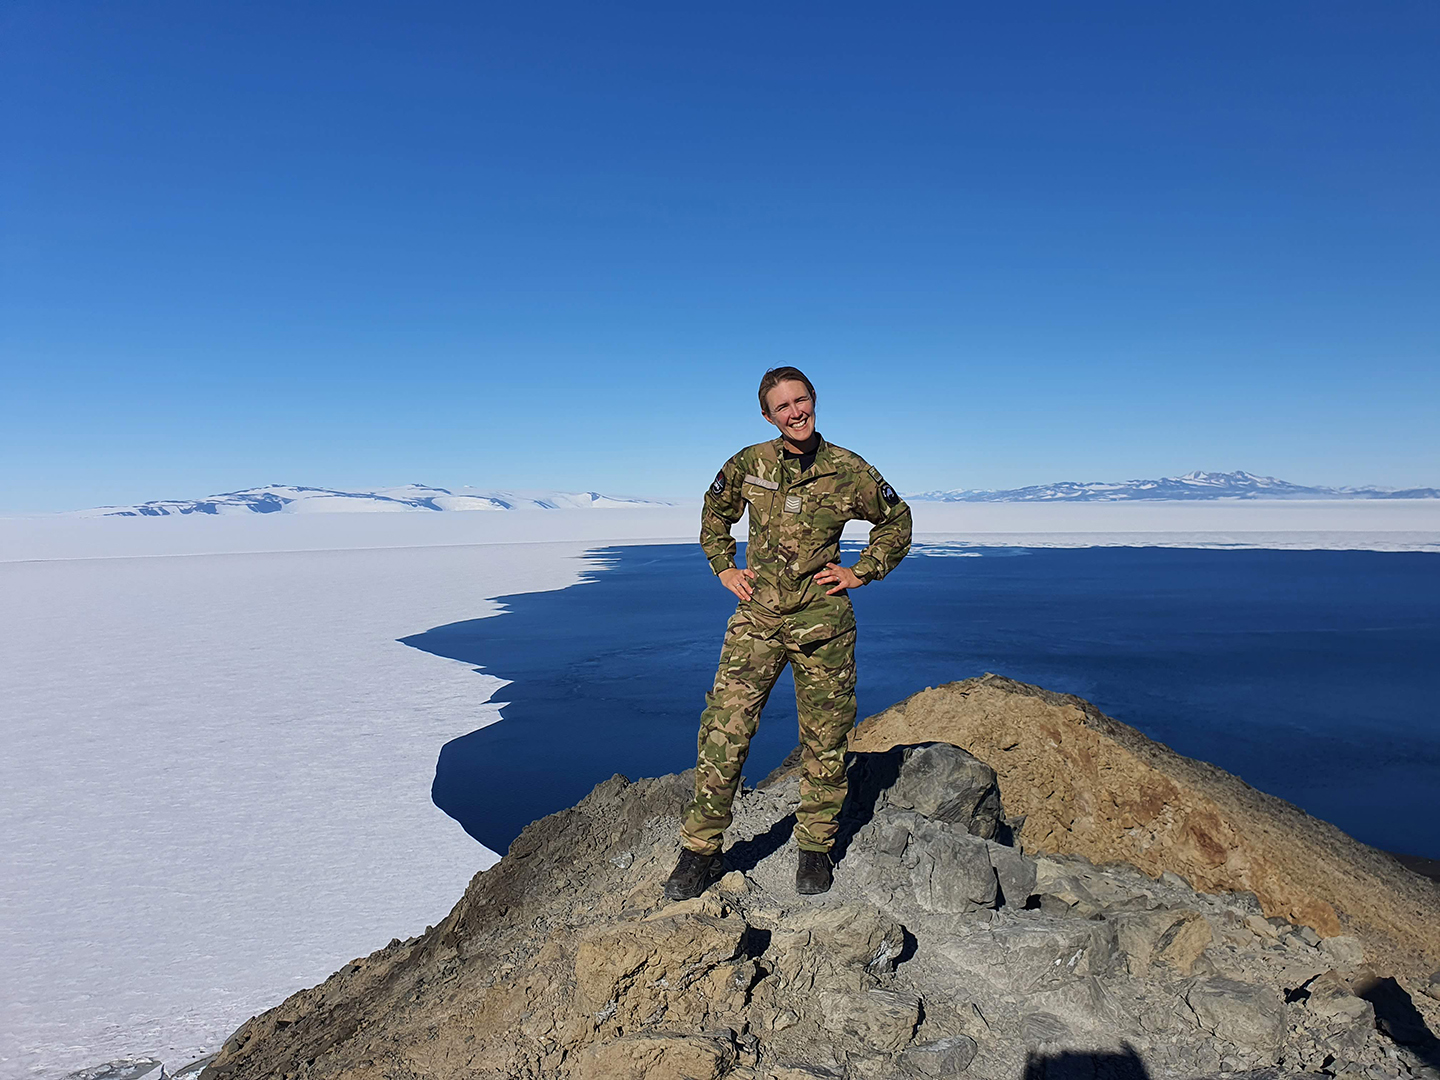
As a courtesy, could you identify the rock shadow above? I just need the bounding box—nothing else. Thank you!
[1353,976,1440,1067]
[724,814,797,873]
[1023,1046,1150,1080]
[831,750,903,865]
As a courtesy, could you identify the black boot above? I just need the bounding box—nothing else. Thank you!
[664,849,724,901]
[796,849,833,895]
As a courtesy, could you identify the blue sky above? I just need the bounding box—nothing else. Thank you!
[3,1,1437,511]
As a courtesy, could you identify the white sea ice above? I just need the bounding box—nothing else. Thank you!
[0,537,618,1079]
[905,498,1440,551]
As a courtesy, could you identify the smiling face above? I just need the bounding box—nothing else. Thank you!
[762,378,817,449]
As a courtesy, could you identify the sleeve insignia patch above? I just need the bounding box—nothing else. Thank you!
[710,470,727,496]
[880,481,899,506]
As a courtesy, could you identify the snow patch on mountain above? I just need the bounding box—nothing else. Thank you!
[72,484,674,517]
[912,470,1440,503]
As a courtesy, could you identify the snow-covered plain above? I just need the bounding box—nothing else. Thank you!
[3,499,1437,1079]
[0,514,694,1080]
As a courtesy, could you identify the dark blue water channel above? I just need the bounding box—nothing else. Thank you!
[401,544,1440,859]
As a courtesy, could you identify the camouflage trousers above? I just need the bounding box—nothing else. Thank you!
[680,601,858,855]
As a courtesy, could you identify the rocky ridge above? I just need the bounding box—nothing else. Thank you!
[848,676,1440,984]
[199,678,1440,1080]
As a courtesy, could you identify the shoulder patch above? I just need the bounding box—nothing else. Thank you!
[879,481,899,507]
[709,470,727,496]
[868,465,882,482]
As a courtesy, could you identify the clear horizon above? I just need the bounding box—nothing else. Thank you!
[3,2,1437,512]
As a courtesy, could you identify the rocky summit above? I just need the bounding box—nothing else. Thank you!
[201,677,1440,1080]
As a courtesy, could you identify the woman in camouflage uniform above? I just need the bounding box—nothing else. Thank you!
[665,367,912,898]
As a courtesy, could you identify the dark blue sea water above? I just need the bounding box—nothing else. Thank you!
[402,543,1440,860]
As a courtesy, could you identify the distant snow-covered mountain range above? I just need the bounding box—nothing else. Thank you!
[74,484,674,517]
[63,471,1440,516]
[911,471,1440,503]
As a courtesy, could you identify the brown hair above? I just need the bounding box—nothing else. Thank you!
[757,366,817,416]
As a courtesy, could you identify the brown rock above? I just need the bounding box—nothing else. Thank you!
[1113,909,1213,975]
[573,909,747,1010]
[718,870,749,895]
[1155,912,1214,974]
[849,674,1440,982]
[571,1032,736,1080]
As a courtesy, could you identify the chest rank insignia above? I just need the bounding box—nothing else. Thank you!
[710,470,727,496]
[784,494,802,513]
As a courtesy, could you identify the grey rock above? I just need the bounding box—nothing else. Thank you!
[850,810,999,914]
[1296,925,1322,948]
[766,903,907,996]
[1023,973,1132,1036]
[987,840,1037,907]
[819,988,921,1052]
[1304,971,1375,1027]
[1031,855,1156,919]
[939,915,1118,992]
[870,817,912,857]
[1019,1011,1073,1046]
[910,819,999,913]
[1224,891,1266,917]
[882,743,1004,839]
[1319,935,1366,969]
[902,1034,979,1077]
[63,1061,163,1080]
[1424,972,1440,1002]
[1245,914,1280,941]
[1186,976,1286,1051]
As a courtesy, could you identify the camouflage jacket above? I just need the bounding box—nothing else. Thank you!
[700,435,912,623]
